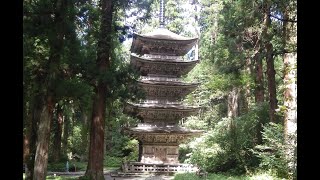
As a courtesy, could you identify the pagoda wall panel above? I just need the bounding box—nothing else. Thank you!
[141,145,179,164]
[139,83,197,101]
[131,55,198,77]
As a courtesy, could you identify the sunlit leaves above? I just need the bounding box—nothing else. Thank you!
[252,122,289,178]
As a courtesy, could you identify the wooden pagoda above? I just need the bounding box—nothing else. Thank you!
[123,0,202,173]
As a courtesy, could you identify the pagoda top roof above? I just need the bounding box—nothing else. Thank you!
[135,28,198,41]
[127,124,203,134]
[131,28,198,56]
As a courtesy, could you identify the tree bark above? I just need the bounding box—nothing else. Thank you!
[86,85,108,180]
[23,134,29,163]
[23,97,31,164]
[227,87,240,119]
[239,88,249,115]
[85,0,113,179]
[244,54,254,113]
[62,113,69,156]
[254,52,264,103]
[283,7,297,178]
[33,96,55,180]
[253,7,271,144]
[262,5,278,123]
[266,42,278,123]
[283,52,297,178]
[25,96,41,180]
[105,103,113,152]
[33,0,67,178]
[253,5,273,104]
[81,113,89,161]
[227,87,239,156]
[283,56,297,134]
[52,104,63,162]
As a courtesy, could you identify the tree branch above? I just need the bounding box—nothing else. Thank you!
[23,10,56,17]
[269,14,297,23]
[209,96,227,105]
[273,49,297,56]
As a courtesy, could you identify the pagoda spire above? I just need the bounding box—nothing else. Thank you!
[159,0,165,28]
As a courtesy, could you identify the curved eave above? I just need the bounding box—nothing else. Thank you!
[138,28,198,41]
[138,80,199,87]
[128,126,203,135]
[131,54,199,64]
[131,55,199,77]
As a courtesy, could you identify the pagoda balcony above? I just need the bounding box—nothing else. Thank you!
[138,99,181,105]
[137,78,199,101]
[124,102,200,122]
[131,54,199,77]
[127,124,203,136]
[124,125,203,147]
[143,54,183,61]
[122,162,198,173]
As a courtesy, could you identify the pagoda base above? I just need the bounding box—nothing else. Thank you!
[122,161,198,173]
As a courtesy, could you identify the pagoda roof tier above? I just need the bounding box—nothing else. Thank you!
[131,54,199,77]
[139,76,198,85]
[137,78,199,101]
[142,54,184,61]
[124,102,200,122]
[124,125,203,145]
[131,28,198,56]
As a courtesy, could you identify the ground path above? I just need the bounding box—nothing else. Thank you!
[47,171,175,180]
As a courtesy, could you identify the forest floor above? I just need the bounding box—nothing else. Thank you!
[46,171,174,180]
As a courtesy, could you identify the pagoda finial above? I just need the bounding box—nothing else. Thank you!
[159,0,165,28]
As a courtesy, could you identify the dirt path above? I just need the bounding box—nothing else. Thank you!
[47,171,175,180]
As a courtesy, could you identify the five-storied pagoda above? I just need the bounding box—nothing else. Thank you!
[123,0,202,173]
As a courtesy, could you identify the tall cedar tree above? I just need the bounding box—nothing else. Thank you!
[33,0,68,179]
[282,3,297,177]
[85,0,112,179]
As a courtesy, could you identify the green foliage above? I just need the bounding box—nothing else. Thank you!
[104,99,139,160]
[47,162,87,172]
[122,139,139,162]
[178,144,191,163]
[68,125,87,155]
[185,103,269,175]
[207,73,248,92]
[252,123,289,178]
[46,176,79,180]
[173,172,283,180]
[78,176,90,180]
[104,155,122,167]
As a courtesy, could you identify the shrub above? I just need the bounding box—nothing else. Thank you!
[47,161,87,172]
[251,122,289,179]
[104,155,122,167]
[186,103,269,175]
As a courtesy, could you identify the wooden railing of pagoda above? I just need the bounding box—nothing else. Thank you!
[122,162,198,173]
